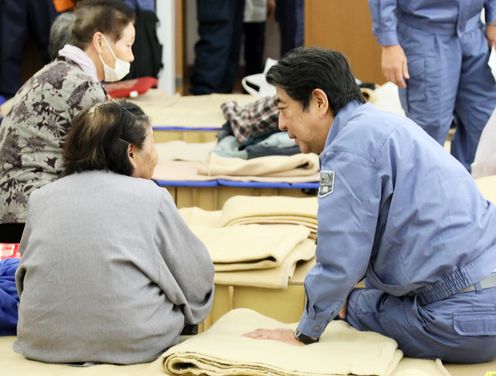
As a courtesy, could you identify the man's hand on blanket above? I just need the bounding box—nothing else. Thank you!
[242,328,304,346]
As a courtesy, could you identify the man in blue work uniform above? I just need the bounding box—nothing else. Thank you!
[245,47,496,363]
[368,0,496,171]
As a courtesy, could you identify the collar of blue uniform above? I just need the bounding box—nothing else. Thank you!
[321,100,365,158]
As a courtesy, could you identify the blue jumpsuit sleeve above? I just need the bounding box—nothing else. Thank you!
[368,0,400,46]
[297,150,382,338]
[485,0,496,24]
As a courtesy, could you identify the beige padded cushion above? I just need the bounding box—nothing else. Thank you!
[190,224,310,271]
[162,308,450,376]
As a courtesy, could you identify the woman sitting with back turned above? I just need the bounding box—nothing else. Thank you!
[0,0,136,242]
[14,101,215,364]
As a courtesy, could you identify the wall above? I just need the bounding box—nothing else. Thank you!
[304,0,385,84]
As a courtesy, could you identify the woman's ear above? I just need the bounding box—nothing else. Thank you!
[312,88,330,116]
[92,32,104,55]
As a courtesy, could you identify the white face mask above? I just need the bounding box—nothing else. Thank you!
[99,35,130,82]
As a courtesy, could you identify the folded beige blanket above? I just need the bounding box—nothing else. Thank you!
[219,195,318,238]
[162,308,450,376]
[179,207,222,226]
[219,195,318,226]
[475,175,496,204]
[214,241,316,288]
[156,141,215,162]
[153,160,320,183]
[198,153,320,177]
[190,224,310,271]
[130,90,254,128]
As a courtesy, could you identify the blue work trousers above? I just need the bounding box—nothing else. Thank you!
[398,17,496,170]
[346,285,496,363]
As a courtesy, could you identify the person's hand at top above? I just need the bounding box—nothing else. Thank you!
[381,45,410,88]
[267,0,276,18]
[486,24,496,49]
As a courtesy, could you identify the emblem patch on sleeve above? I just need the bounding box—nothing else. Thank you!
[318,171,335,198]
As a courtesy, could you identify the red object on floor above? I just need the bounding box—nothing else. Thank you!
[105,77,158,99]
[0,243,20,260]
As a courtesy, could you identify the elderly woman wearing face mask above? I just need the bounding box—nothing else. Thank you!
[14,100,215,364]
[0,0,135,243]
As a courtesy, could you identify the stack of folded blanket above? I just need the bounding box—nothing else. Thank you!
[153,149,320,183]
[180,196,319,288]
[162,308,451,376]
[197,153,319,179]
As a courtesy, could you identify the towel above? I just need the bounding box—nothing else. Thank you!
[162,308,450,376]
[214,242,316,289]
[198,153,320,178]
[190,224,310,271]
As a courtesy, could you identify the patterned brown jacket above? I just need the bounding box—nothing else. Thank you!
[0,57,106,224]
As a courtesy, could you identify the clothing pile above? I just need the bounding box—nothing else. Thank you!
[179,196,318,289]
[162,308,451,376]
[217,96,300,159]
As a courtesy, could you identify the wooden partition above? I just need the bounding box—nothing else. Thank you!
[304,0,385,84]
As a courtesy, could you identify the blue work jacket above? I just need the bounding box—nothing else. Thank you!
[369,0,496,45]
[297,102,496,338]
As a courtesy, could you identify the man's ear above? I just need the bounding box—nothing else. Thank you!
[128,143,137,169]
[312,88,330,116]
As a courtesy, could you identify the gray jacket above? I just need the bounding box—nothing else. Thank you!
[14,170,215,364]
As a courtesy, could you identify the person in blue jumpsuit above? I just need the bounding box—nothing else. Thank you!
[244,47,496,363]
[368,0,496,172]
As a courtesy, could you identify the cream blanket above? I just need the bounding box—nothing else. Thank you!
[198,153,320,178]
[214,241,316,288]
[220,195,318,238]
[190,224,310,271]
[179,196,318,239]
[179,207,222,226]
[153,160,320,183]
[162,308,450,376]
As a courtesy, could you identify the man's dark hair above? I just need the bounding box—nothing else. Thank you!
[63,100,150,176]
[266,47,365,115]
[71,0,135,49]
